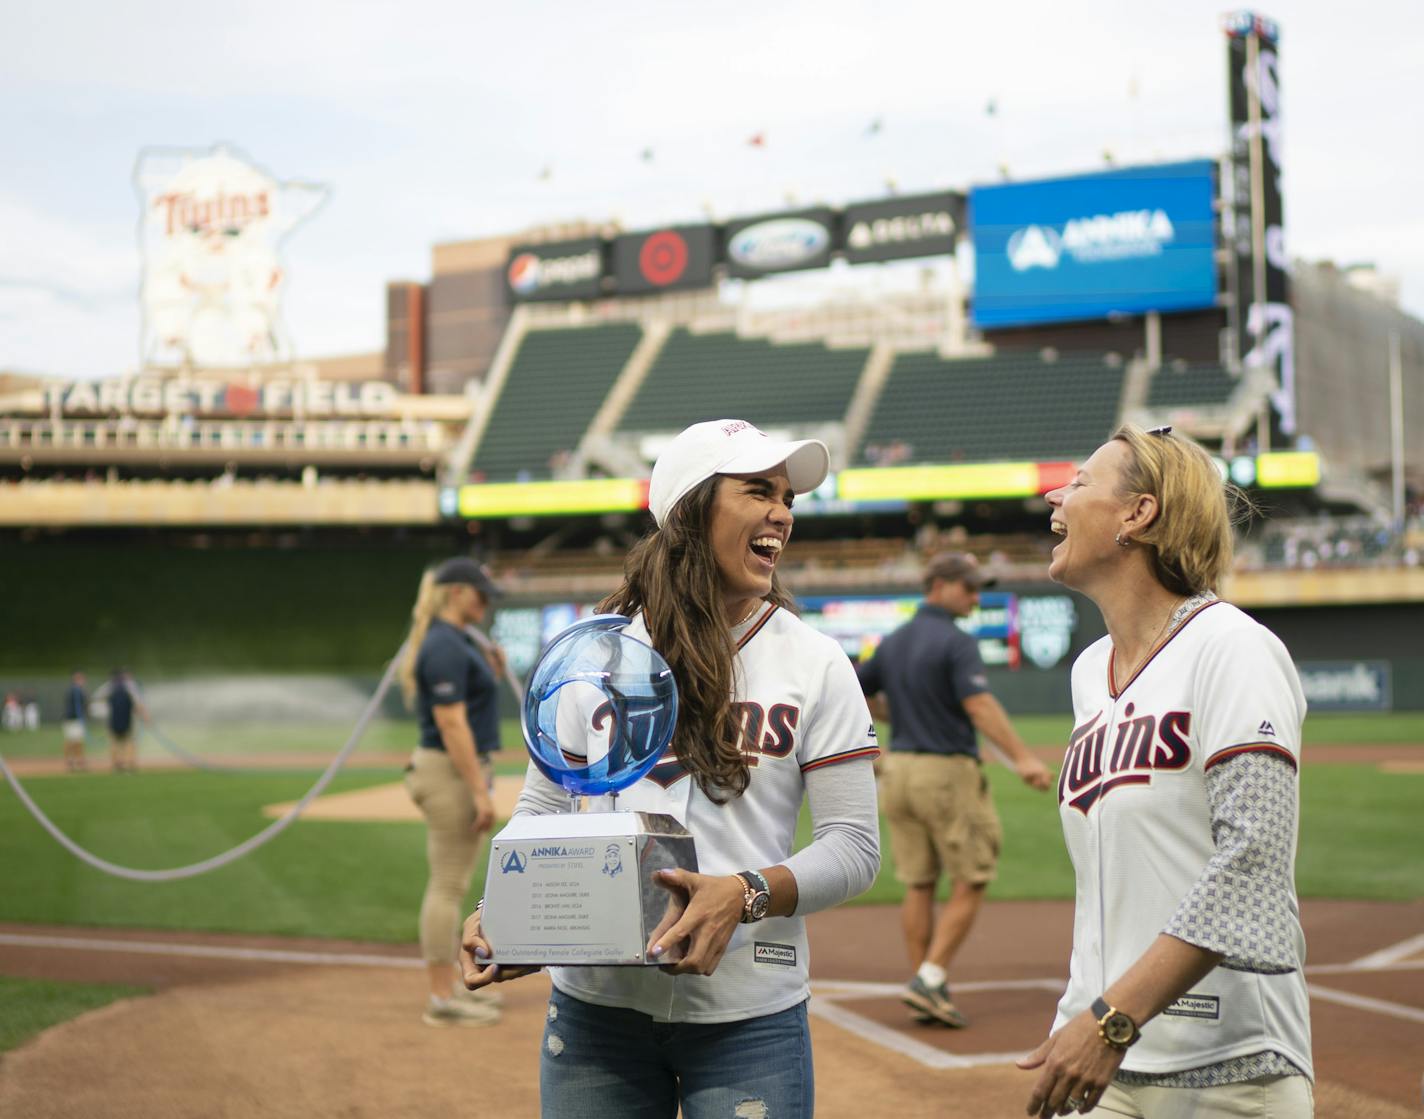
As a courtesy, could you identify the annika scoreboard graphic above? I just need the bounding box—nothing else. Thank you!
[969,161,1219,329]
[134,146,327,368]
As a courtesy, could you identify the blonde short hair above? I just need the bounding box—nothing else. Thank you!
[1111,424,1240,595]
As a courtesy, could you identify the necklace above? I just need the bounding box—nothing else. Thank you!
[731,600,761,628]
[1113,596,1183,691]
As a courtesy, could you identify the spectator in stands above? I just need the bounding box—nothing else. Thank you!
[856,552,1052,1029]
[1020,424,1312,1117]
[399,556,506,1028]
[104,669,148,773]
[460,418,881,1118]
[61,670,88,772]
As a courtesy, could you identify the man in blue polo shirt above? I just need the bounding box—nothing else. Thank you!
[857,552,1051,1028]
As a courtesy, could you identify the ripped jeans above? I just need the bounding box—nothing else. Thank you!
[539,986,813,1119]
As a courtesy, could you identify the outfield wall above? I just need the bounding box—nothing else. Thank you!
[4,544,1420,716]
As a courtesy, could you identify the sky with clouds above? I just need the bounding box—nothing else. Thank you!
[2,0,1421,379]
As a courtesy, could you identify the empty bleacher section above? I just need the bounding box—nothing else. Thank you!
[616,329,868,433]
[470,323,642,480]
[1146,362,1239,408]
[856,352,1126,465]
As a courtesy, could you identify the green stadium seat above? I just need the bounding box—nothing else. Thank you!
[471,324,643,481]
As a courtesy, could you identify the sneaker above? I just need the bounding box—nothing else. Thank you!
[902,975,968,1028]
[422,995,500,1028]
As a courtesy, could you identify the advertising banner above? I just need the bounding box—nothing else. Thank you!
[611,225,716,294]
[1296,660,1392,711]
[721,207,836,279]
[970,160,1218,328]
[1225,12,1295,432]
[134,145,327,368]
[505,238,605,303]
[840,191,964,264]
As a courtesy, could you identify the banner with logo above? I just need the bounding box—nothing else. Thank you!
[505,238,605,302]
[721,207,836,279]
[970,160,1218,329]
[134,145,327,368]
[840,191,964,265]
[1296,660,1392,711]
[1225,13,1295,432]
[611,225,716,294]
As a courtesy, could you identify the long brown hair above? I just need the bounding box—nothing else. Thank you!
[599,476,795,803]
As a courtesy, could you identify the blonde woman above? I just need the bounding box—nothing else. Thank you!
[1020,425,1312,1118]
[401,556,506,1027]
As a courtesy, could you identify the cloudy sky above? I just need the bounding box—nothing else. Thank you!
[2,0,1421,378]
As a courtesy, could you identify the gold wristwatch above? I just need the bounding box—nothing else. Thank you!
[1091,997,1141,1050]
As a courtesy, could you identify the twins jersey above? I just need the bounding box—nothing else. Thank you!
[1051,599,1313,1077]
[548,602,879,1023]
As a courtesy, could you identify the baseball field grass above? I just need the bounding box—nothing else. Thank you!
[1,711,1420,941]
[0,976,151,1054]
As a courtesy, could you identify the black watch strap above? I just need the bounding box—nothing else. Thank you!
[736,870,771,923]
[1091,996,1141,1049]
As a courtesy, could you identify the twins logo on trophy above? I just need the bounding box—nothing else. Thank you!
[482,615,698,965]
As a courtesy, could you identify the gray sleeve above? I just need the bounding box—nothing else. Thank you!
[511,760,572,817]
[1162,750,1302,973]
[781,758,881,915]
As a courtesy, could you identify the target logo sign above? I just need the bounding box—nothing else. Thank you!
[639,231,689,287]
[613,225,714,294]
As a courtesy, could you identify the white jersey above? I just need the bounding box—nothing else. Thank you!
[1051,599,1313,1077]
[545,602,879,1023]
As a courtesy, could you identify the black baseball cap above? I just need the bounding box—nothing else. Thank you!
[923,552,997,591]
[433,557,503,599]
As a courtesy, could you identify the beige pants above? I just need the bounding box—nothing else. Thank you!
[404,748,489,967]
[1096,1074,1313,1118]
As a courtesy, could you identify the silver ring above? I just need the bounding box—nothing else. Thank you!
[1066,1099,1085,1113]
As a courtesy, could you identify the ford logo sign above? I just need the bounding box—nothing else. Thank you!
[728,218,829,271]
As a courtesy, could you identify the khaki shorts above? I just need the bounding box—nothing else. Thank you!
[880,752,1002,887]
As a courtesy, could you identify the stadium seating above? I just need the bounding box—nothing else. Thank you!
[1145,362,1240,408]
[471,323,643,481]
[856,352,1126,464]
[617,329,868,432]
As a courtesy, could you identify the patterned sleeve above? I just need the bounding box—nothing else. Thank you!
[1162,750,1302,973]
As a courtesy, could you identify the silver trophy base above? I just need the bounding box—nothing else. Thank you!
[482,810,698,966]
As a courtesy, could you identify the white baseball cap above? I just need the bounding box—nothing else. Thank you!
[647,419,830,527]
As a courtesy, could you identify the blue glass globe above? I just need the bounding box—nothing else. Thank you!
[521,614,679,797]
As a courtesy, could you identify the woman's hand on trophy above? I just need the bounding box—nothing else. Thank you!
[646,868,745,976]
[459,905,542,988]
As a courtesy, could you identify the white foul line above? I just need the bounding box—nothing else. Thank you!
[1348,932,1424,970]
[1307,984,1424,1026]
[808,995,1028,1070]
[0,932,422,970]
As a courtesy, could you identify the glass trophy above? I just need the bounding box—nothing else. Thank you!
[481,614,698,965]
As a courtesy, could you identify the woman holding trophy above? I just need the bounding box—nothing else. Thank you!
[462,419,883,1118]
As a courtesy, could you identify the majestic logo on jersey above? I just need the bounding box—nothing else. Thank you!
[1257,720,1276,736]
[644,701,802,788]
[1058,702,1191,814]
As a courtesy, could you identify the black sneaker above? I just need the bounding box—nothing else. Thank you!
[902,975,968,1028]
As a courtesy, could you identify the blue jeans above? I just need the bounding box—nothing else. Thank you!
[540,986,813,1119]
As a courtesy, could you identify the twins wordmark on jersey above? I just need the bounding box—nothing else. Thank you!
[589,698,803,788]
[1058,701,1192,814]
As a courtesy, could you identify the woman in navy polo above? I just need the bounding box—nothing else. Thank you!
[400,556,507,1027]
